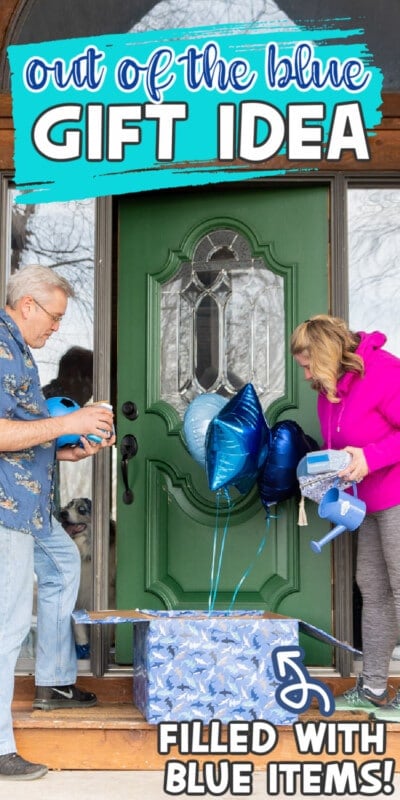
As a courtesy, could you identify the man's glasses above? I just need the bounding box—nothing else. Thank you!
[32,297,64,325]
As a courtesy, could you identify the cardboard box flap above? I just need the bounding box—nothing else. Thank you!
[72,608,362,656]
[299,619,361,656]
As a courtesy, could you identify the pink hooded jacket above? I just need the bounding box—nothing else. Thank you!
[317,331,400,513]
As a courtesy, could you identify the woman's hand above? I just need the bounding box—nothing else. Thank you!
[339,446,369,483]
[57,433,116,461]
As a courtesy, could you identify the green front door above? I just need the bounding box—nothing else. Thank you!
[116,184,331,664]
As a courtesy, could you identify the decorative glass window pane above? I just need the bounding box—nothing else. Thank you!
[348,188,400,357]
[160,228,285,416]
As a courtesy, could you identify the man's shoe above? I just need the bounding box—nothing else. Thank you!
[33,684,97,710]
[335,678,389,712]
[369,692,400,722]
[0,752,48,780]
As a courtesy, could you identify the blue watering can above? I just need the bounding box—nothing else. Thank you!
[310,486,366,554]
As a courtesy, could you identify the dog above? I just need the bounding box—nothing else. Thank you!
[59,497,116,654]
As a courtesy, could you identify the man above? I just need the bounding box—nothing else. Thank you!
[0,265,115,780]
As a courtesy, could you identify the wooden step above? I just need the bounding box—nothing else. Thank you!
[13,677,400,771]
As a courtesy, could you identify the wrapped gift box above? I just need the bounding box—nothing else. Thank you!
[132,610,298,725]
[73,608,360,725]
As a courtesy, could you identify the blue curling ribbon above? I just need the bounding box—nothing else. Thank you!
[228,513,276,611]
[208,499,278,613]
[208,488,233,614]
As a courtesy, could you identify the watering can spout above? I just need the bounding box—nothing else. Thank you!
[310,524,346,553]
[310,485,366,554]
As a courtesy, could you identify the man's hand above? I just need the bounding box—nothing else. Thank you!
[62,404,114,440]
[57,432,116,461]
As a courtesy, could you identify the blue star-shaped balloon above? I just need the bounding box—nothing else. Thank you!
[206,383,270,494]
[258,420,317,509]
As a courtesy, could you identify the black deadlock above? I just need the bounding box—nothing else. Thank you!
[122,401,139,421]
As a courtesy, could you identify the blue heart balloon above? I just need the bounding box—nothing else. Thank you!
[206,383,270,494]
[258,420,317,509]
[183,393,228,467]
[46,396,81,448]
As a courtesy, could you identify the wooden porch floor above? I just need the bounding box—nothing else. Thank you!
[12,676,400,771]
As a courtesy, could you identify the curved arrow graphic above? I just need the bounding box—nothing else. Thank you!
[272,646,335,716]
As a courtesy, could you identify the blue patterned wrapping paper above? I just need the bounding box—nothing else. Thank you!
[132,610,298,725]
[72,608,362,725]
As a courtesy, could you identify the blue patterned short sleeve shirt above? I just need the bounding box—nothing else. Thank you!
[0,309,56,536]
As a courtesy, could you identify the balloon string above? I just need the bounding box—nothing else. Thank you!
[208,492,221,613]
[228,514,271,612]
[208,488,232,614]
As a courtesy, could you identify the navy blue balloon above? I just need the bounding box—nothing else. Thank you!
[258,420,317,509]
[183,393,228,467]
[206,383,270,494]
[46,396,81,448]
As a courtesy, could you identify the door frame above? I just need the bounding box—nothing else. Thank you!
[90,195,114,675]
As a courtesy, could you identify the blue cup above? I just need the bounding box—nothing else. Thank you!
[310,487,366,554]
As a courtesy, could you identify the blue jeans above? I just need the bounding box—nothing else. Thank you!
[0,520,80,755]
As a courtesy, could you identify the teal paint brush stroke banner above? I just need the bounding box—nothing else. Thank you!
[7,20,383,204]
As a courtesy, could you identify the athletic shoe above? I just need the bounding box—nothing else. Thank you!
[369,692,400,722]
[33,684,97,710]
[334,678,389,712]
[0,752,48,780]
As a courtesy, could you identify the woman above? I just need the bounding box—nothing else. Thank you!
[291,314,400,721]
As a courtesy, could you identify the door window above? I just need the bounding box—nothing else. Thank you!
[7,191,95,504]
[4,189,96,670]
[348,187,400,356]
[348,184,400,661]
[160,228,285,415]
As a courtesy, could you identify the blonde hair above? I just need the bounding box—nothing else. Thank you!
[290,314,364,402]
[6,265,75,308]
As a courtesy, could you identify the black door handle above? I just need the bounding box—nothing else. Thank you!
[122,401,139,421]
[120,434,138,504]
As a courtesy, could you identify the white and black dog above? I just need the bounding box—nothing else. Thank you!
[59,497,116,655]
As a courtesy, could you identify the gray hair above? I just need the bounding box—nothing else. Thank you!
[6,265,75,308]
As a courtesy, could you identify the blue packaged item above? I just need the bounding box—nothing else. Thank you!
[305,449,351,475]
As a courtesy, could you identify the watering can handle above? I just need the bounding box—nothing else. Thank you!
[333,477,358,497]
